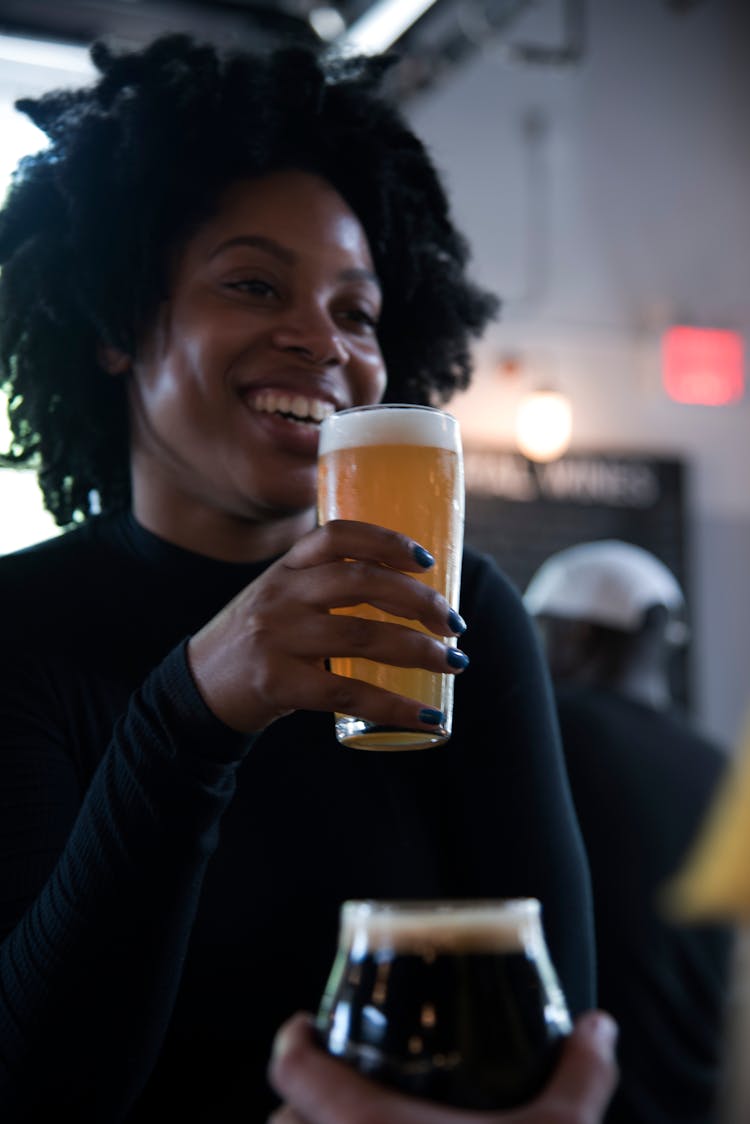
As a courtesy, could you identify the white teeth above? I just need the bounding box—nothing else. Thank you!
[247,390,335,424]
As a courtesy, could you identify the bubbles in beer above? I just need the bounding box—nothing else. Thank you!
[317,406,465,750]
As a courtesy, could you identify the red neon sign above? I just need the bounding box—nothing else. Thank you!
[662,326,744,406]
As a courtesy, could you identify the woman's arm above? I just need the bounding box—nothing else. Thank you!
[0,641,252,1121]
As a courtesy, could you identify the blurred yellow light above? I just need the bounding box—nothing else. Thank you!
[515,389,572,463]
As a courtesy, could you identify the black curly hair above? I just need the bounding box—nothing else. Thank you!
[0,33,498,527]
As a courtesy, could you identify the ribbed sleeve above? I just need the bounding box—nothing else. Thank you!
[0,642,253,1122]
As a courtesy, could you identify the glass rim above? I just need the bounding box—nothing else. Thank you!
[341,898,540,918]
[328,403,456,418]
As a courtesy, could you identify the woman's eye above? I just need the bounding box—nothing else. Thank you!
[225,278,277,298]
[343,307,378,330]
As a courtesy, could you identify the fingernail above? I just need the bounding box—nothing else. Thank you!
[419,707,445,726]
[587,1012,619,1057]
[447,609,466,635]
[271,1023,294,1062]
[412,544,435,569]
[446,648,469,670]
[271,1013,315,1062]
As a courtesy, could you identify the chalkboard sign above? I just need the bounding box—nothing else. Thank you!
[463,447,689,703]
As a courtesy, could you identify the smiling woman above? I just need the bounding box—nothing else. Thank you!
[0,32,595,1123]
[119,170,387,561]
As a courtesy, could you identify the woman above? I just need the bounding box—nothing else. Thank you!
[0,34,594,1121]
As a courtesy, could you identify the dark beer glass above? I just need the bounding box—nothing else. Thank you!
[315,899,571,1110]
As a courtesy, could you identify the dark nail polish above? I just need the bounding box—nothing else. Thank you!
[446,648,469,670]
[448,609,466,635]
[419,707,445,726]
[412,544,435,569]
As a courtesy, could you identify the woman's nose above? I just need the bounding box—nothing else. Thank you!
[272,312,349,367]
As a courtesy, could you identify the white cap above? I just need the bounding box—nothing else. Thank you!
[523,540,685,632]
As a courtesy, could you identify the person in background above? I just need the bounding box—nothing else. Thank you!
[524,539,733,1124]
[268,1009,619,1124]
[0,33,595,1121]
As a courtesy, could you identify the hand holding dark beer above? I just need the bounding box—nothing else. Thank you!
[267,1010,619,1124]
[314,900,572,1111]
[187,520,467,735]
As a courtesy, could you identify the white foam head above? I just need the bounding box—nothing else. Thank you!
[318,404,461,455]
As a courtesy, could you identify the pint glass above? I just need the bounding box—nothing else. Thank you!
[317,404,464,750]
[316,899,572,1110]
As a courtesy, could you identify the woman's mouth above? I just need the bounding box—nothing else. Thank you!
[244,388,336,426]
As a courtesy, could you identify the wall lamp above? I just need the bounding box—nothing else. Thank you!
[514,387,573,463]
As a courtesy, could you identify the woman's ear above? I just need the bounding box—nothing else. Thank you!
[97,343,131,376]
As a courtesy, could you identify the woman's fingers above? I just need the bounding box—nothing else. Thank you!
[268,1014,443,1124]
[188,520,467,734]
[284,519,438,575]
[283,521,464,640]
[527,1011,619,1124]
[272,609,466,673]
[287,666,454,734]
[205,658,452,737]
[293,558,458,639]
[268,1011,619,1124]
[189,609,461,736]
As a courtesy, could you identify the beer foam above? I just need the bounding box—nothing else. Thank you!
[341,899,542,954]
[319,405,460,455]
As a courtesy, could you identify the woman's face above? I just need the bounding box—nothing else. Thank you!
[127,169,386,554]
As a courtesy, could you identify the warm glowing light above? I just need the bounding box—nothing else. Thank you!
[515,390,572,463]
[662,326,744,406]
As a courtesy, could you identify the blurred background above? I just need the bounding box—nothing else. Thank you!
[0,0,747,748]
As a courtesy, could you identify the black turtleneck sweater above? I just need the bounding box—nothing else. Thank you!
[0,512,594,1122]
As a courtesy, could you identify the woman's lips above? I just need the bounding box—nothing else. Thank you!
[239,388,334,454]
[242,387,336,424]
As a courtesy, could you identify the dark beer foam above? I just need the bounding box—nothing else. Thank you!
[340,899,542,954]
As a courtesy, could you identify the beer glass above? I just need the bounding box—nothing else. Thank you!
[316,899,571,1111]
[317,404,464,750]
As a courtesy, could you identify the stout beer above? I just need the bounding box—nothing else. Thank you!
[316,899,571,1110]
[317,404,464,750]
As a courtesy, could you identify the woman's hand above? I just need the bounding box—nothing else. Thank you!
[266,1011,619,1124]
[187,520,466,734]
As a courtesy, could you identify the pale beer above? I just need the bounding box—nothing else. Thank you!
[316,899,572,1109]
[317,405,464,750]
